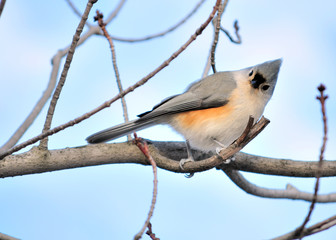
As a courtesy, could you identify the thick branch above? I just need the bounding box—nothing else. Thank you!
[1,142,336,179]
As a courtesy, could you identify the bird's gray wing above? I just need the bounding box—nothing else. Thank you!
[138,72,237,121]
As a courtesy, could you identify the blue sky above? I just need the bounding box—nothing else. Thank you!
[0,0,336,239]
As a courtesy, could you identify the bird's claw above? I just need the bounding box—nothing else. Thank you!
[179,157,195,170]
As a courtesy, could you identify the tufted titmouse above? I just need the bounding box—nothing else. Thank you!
[87,59,282,165]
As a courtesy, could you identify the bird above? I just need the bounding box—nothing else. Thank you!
[86,59,282,167]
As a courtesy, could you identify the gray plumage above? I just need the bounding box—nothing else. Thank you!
[86,72,236,144]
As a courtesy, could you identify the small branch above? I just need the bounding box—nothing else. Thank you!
[146,222,160,240]
[296,84,329,239]
[220,20,241,44]
[210,0,228,73]
[39,0,97,150]
[272,215,336,240]
[109,0,206,43]
[221,169,336,203]
[65,0,92,28]
[94,10,131,140]
[133,134,158,240]
[234,116,254,145]
[0,232,20,240]
[0,0,6,18]
[0,56,60,153]
[105,0,127,24]
[0,0,220,160]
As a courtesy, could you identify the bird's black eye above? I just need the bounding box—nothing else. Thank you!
[262,85,270,91]
[251,73,266,89]
[249,70,254,76]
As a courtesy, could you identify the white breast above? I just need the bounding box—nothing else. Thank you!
[167,73,271,152]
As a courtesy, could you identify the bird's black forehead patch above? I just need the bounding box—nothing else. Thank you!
[251,72,266,89]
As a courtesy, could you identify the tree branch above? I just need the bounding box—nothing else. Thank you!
[210,0,228,73]
[1,141,336,179]
[133,135,158,240]
[65,0,92,28]
[272,215,336,240]
[0,25,103,154]
[105,0,127,24]
[109,0,206,43]
[0,232,20,240]
[220,20,241,44]
[95,11,131,140]
[221,169,336,202]
[39,0,97,150]
[0,0,6,18]
[296,84,329,238]
[0,55,60,153]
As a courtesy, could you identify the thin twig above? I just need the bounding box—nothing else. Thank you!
[105,0,127,24]
[272,215,336,240]
[109,0,206,43]
[0,55,60,153]
[133,134,158,240]
[220,20,241,44]
[0,27,102,154]
[0,0,6,18]
[234,116,254,145]
[295,84,328,239]
[146,222,160,240]
[65,0,92,28]
[202,18,241,78]
[0,0,221,160]
[94,10,131,141]
[39,0,97,150]
[210,0,227,73]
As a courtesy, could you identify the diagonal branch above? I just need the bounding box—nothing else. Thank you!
[0,0,6,18]
[65,0,92,27]
[39,0,97,150]
[0,56,60,154]
[0,232,20,240]
[272,215,336,240]
[95,10,131,140]
[0,26,102,154]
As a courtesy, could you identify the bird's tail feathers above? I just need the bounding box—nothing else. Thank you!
[86,119,156,144]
